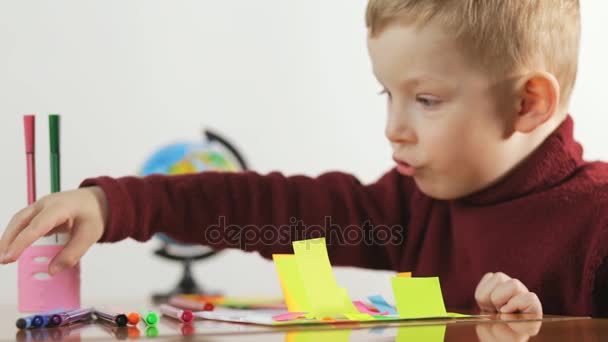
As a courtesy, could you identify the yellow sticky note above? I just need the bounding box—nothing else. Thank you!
[277,272,298,311]
[396,325,446,342]
[447,312,472,318]
[273,254,311,312]
[292,238,345,318]
[397,272,412,278]
[391,277,447,319]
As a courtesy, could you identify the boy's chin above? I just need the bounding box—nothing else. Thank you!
[414,178,476,201]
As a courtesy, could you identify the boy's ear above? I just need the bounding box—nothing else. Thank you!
[513,72,560,133]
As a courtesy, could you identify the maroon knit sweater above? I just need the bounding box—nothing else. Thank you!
[81,116,608,317]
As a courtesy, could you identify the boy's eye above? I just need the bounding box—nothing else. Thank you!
[416,95,440,108]
[378,88,391,99]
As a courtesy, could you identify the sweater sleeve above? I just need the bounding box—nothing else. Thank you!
[79,169,412,271]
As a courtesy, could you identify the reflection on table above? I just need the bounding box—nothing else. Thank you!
[12,313,602,341]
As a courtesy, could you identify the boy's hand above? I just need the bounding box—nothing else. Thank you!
[0,187,108,275]
[475,272,543,314]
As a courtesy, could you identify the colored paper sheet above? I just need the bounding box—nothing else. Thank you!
[292,238,348,318]
[273,254,311,312]
[196,307,472,326]
[180,295,284,309]
[396,325,446,342]
[353,301,383,315]
[391,277,447,319]
[368,295,398,315]
[272,312,307,322]
[397,272,412,278]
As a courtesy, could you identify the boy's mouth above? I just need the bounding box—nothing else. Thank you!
[393,157,417,176]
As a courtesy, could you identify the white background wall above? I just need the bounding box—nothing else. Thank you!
[0,1,606,305]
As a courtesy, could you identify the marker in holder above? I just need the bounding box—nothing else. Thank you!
[18,115,80,312]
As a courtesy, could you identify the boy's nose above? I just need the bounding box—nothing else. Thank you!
[385,114,417,145]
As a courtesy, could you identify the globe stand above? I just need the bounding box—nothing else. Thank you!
[144,129,250,305]
[151,247,219,304]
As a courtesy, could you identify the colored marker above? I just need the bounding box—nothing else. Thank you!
[15,308,64,329]
[49,114,60,193]
[126,312,140,326]
[169,296,214,312]
[23,115,36,205]
[15,315,35,330]
[159,304,194,324]
[94,308,128,327]
[30,308,66,328]
[139,310,159,327]
[49,114,67,245]
[23,115,62,248]
[51,307,94,327]
[105,307,139,325]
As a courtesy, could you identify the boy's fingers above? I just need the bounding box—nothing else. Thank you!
[475,272,510,312]
[490,279,528,310]
[479,272,495,284]
[49,225,97,275]
[474,272,495,310]
[500,292,542,314]
[3,209,68,263]
[0,205,40,256]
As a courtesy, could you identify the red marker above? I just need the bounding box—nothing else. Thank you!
[169,296,214,312]
[23,115,36,205]
[159,304,194,324]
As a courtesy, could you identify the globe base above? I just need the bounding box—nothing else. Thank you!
[151,258,220,304]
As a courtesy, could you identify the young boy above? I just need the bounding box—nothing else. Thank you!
[1,0,604,316]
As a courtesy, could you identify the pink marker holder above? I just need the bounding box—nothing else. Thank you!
[18,245,80,312]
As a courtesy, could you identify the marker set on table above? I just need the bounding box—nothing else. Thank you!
[15,296,216,331]
[15,300,209,330]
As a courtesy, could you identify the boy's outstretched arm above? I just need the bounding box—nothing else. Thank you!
[82,169,410,270]
[0,169,412,274]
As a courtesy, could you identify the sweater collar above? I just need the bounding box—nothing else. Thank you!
[457,116,585,206]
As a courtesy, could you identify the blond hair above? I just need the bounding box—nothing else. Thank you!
[366,0,580,109]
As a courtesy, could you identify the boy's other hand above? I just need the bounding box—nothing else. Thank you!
[0,187,107,275]
[475,272,543,314]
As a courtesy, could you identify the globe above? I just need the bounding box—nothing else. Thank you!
[139,129,249,302]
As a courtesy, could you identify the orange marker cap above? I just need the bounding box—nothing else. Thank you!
[127,312,140,325]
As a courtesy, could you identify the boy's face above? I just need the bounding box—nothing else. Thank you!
[368,22,515,200]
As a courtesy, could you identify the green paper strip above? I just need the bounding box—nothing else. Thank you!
[293,238,345,318]
[273,254,311,312]
[392,276,447,319]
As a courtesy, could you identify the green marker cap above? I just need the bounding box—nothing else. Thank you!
[49,114,60,153]
[145,311,159,326]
